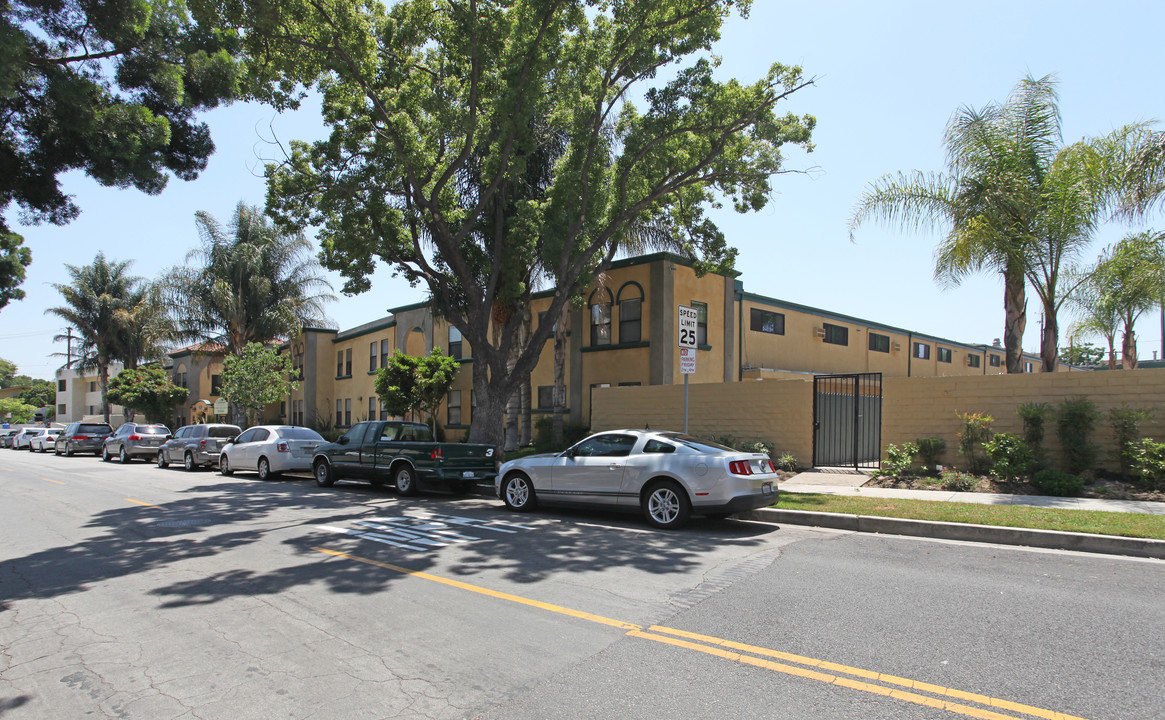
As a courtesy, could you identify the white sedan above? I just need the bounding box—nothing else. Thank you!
[29,428,63,452]
[495,429,779,529]
[219,425,325,480]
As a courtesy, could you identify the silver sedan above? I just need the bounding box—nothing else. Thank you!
[495,430,779,529]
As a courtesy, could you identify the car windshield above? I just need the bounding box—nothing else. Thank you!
[280,427,324,440]
[136,426,169,435]
[660,434,735,453]
[79,424,111,434]
[208,426,242,438]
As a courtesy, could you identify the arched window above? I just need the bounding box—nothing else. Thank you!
[616,283,644,343]
[588,288,614,346]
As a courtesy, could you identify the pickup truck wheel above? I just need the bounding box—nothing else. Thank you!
[157,451,169,469]
[314,460,335,487]
[394,465,418,496]
[502,473,536,512]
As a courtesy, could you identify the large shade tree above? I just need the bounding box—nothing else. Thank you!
[163,202,335,357]
[213,0,816,445]
[850,75,1145,373]
[1,1,241,309]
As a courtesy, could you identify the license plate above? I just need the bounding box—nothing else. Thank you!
[762,481,774,495]
[462,471,476,479]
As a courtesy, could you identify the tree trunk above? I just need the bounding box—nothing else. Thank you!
[1003,264,1027,374]
[520,307,532,447]
[1121,327,1138,369]
[1106,337,1117,370]
[99,361,111,424]
[1040,300,1059,373]
[552,307,568,446]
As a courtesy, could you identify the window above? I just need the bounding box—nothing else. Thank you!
[449,326,463,360]
[823,323,848,346]
[336,399,343,426]
[280,401,286,417]
[370,342,377,372]
[380,339,389,368]
[447,390,462,425]
[235,428,257,444]
[210,374,222,395]
[968,354,981,368]
[937,347,952,363]
[619,297,642,343]
[590,298,612,346]
[89,381,96,392]
[58,379,66,392]
[1025,362,1033,373]
[913,342,930,360]
[618,382,641,387]
[345,348,352,376]
[643,439,677,454]
[572,433,637,457]
[538,385,554,409]
[344,398,352,426]
[380,400,389,421]
[692,301,708,346]
[337,350,344,377]
[369,397,376,421]
[868,332,890,353]
[750,308,785,335]
[58,403,67,416]
[989,354,1001,367]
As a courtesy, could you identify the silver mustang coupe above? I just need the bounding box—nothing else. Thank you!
[495,429,779,529]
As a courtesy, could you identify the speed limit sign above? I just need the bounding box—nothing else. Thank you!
[678,305,697,349]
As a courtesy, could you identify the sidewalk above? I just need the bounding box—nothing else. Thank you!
[779,469,1165,516]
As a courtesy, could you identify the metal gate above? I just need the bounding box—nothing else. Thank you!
[813,373,882,469]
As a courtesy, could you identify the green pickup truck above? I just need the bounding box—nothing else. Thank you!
[311,420,500,495]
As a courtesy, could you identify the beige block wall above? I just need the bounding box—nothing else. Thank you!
[883,369,1165,472]
[590,377,815,464]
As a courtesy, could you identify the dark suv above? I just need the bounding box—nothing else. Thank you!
[157,423,242,471]
[55,422,114,456]
[102,423,171,463]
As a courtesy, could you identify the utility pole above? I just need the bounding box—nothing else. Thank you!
[66,327,74,367]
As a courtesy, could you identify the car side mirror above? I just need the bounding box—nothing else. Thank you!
[562,448,575,458]
[338,436,350,445]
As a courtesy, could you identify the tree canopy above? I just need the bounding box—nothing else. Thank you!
[217,0,815,443]
[106,366,189,423]
[1,0,243,310]
[220,342,298,426]
[375,349,459,431]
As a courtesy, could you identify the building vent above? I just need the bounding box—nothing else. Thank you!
[891,342,902,352]
[813,327,826,339]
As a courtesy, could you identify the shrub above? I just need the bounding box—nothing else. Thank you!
[1057,397,1099,475]
[533,417,590,453]
[1016,402,1052,446]
[1033,468,1085,497]
[956,412,994,474]
[774,452,799,472]
[1109,406,1153,477]
[880,441,919,477]
[741,440,776,456]
[706,434,737,449]
[915,437,946,474]
[982,432,1034,481]
[1127,438,1165,490]
[939,468,977,492]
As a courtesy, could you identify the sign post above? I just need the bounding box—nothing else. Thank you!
[677,305,697,433]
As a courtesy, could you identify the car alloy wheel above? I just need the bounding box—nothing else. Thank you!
[220,454,233,476]
[157,451,168,468]
[394,465,418,496]
[643,480,691,530]
[257,457,271,480]
[313,460,334,487]
[502,473,536,512]
[184,452,196,472]
[102,446,111,462]
[119,447,130,463]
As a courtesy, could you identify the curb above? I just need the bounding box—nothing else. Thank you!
[750,509,1165,560]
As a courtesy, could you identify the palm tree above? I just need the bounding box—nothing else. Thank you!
[164,202,336,357]
[45,254,143,422]
[851,75,1142,373]
[1083,232,1165,369]
[1119,130,1165,218]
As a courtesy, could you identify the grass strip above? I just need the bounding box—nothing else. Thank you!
[775,493,1165,540]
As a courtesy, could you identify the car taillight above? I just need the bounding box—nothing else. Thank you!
[128,435,141,441]
[729,460,753,475]
[277,441,290,453]
[71,435,84,440]
[199,439,207,449]
[430,447,443,460]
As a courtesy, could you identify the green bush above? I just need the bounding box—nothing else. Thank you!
[1033,468,1085,497]
[1127,438,1165,490]
[1016,402,1052,446]
[880,441,919,477]
[740,440,776,456]
[939,468,977,492]
[915,437,946,473]
[533,416,590,453]
[774,452,799,472]
[982,432,1034,481]
[956,412,994,474]
[1057,396,1099,475]
[1109,406,1153,477]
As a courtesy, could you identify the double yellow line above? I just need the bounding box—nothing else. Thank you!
[313,548,1086,720]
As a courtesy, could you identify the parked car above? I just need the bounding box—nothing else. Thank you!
[54,422,114,456]
[495,430,779,529]
[220,426,326,480]
[157,423,243,471]
[12,427,44,450]
[102,423,171,463]
[0,429,19,448]
[311,421,499,494]
[29,428,63,452]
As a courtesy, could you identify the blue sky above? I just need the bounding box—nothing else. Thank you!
[3,1,1164,380]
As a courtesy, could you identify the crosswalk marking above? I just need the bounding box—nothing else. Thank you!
[317,512,532,553]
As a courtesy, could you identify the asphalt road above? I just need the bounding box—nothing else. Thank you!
[1,448,1162,720]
